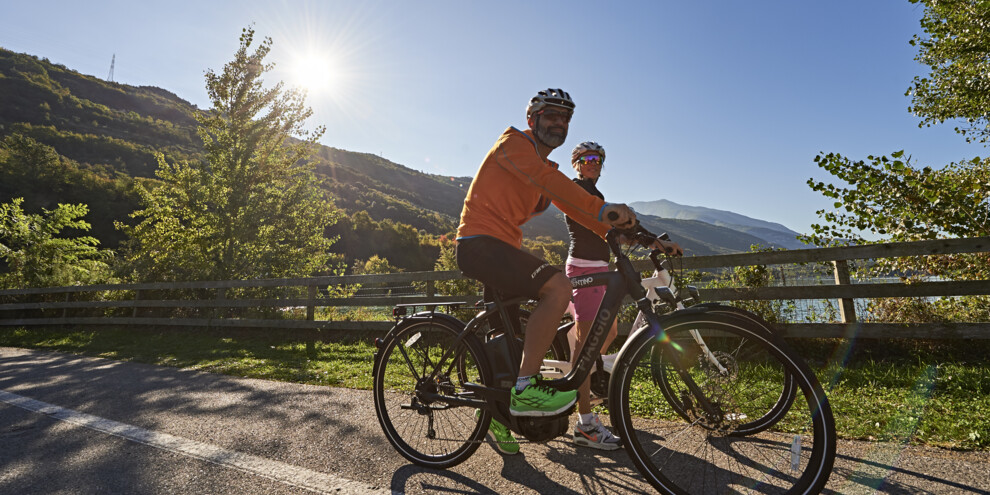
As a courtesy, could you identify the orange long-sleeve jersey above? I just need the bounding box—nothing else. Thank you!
[456,127,610,248]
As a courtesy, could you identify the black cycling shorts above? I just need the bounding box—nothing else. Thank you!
[456,235,560,300]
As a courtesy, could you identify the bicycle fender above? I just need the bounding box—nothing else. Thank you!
[374,312,468,372]
[396,311,466,330]
[685,303,779,335]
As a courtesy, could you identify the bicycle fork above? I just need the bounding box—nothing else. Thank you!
[638,301,725,422]
[637,269,731,376]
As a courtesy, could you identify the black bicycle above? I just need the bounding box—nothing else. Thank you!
[519,235,799,436]
[373,225,836,494]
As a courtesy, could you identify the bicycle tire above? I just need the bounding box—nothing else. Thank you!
[653,307,798,435]
[611,312,836,494]
[373,318,492,468]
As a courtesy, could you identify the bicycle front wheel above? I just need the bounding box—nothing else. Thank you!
[611,312,836,494]
[373,319,491,468]
[653,307,797,436]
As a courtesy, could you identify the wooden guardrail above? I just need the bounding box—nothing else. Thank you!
[1,237,988,339]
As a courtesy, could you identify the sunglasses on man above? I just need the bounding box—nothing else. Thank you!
[538,109,572,123]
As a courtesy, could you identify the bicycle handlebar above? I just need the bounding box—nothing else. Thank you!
[605,222,681,285]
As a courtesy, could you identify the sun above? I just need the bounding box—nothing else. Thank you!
[289,52,337,95]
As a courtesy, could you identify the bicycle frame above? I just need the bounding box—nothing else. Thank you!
[543,270,628,390]
[448,272,623,411]
[485,231,718,414]
[542,248,729,379]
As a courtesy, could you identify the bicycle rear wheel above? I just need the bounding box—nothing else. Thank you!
[611,312,835,494]
[373,319,491,468]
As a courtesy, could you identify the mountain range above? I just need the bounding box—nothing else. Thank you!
[0,47,804,269]
[629,199,805,250]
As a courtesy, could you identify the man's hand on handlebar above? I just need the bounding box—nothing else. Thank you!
[603,203,637,228]
[651,238,683,257]
[616,225,684,257]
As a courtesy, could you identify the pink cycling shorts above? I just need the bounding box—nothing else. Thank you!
[566,263,608,322]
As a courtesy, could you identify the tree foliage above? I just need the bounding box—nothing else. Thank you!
[0,134,142,249]
[805,2,990,316]
[804,151,989,281]
[805,151,990,243]
[351,255,401,275]
[330,211,439,271]
[907,0,990,143]
[119,27,339,282]
[0,198,113,288]
[431,238,480,297]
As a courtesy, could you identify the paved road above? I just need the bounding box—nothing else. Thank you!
[2,347,988,494]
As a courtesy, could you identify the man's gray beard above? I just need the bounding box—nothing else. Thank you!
[536,125,567,149]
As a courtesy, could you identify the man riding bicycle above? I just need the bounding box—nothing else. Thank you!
[455,88,636,454]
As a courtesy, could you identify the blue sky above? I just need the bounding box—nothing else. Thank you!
[0,0,979,235]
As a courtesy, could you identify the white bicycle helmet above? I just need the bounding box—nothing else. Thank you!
[526,88,576,118]
[571,141,606,163]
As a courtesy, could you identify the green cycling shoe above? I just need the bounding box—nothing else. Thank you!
[476,409,519,455]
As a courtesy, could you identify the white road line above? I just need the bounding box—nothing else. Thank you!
[0,390,391,495]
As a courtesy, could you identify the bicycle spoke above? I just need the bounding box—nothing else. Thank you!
[373,320,489,468]
[394,338,424,381]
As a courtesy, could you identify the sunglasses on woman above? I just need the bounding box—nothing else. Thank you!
[577,155,603,165]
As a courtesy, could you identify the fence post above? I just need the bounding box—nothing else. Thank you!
[133,290,143,317]
[832,260,857,323]
[62,292,70,319]
[215,288,226,319]
[306,285,318,358]
[426,279,435,298]
[307,285,317,321]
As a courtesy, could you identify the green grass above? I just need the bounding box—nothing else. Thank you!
[2,327,988,450]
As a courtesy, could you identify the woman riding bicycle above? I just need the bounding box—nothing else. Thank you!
[565,141,682,450]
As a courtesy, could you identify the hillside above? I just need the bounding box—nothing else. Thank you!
[630,199,806,249]
[0,48,471,266]
[1,47,796,270]
[523,206,774,256]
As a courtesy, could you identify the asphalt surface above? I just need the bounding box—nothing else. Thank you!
[2,347,988,494]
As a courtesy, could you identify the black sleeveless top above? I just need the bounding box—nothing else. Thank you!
[565,178,609,262]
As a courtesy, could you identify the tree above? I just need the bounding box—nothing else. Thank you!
[0,134,141,250]
[431,237,480,297]
[907,0,990,143]
[0,198,112,288]
[119,27,339,282]
[352,255,400,275]
[806,0,990,263]
[803,2,990,322]
[804,151,989,280]
[805,151,990,243]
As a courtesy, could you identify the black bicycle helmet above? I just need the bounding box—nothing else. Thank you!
[526,88,576,118]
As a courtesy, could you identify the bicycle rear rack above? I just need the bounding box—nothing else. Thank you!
[391,301,467,319]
